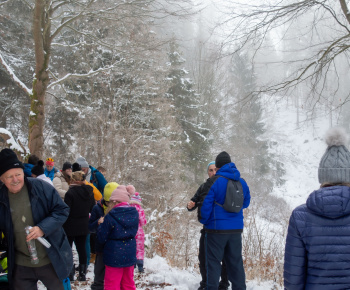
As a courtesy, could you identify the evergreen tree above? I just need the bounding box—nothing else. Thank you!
[166,41,210,182]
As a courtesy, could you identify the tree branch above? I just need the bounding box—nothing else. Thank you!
[339,0,350,25]
[47,64,118,88]
[0,53,32,95]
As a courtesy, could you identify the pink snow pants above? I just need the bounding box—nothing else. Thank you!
[104,265,136,290]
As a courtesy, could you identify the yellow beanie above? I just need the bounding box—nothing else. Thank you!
[103,182,119,201]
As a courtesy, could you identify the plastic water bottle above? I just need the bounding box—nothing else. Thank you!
[25,226,39,265]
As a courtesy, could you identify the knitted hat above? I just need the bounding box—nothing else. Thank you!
[72,162,81,172]
[110,185,135,203]
[104,182,120,202]
[318,127,350,184]
[131,192,142,203]
[0,149,24,177]
[31,160,44,176]
[76,156,89,168]
[62,162,72,171]
[207,161,215,171]
[45,157,54,166]
[71,171,86,182]
[215,151,231,169]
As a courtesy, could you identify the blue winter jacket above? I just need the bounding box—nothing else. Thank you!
[97,204,139,267]
[0,177,73,288]
[200,162,250,230]
[44,167,58,181]
[284,185,350,290]
[89,166,107,195]
[88,200,104,253]
[23,163,34,178]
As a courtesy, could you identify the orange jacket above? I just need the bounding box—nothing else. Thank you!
[85,181,102,201]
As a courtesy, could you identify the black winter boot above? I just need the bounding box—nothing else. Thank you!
[68,264,75,282]
[78,264,87,281]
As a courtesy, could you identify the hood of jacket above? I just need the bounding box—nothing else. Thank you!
[69,184,93,200]
[108,205,138,229]
[215,162,241,181]
[54,171,63,178]
[306,185,350,219]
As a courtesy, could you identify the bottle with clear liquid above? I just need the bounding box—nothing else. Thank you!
[25,226,39,265]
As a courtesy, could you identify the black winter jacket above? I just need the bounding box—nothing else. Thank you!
[188,177,217,222]
[63,184,95,237]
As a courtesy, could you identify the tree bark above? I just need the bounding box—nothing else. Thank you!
[29,0,51,158]
[339,0,350,25]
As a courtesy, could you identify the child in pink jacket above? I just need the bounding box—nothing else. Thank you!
[130,192,147,272]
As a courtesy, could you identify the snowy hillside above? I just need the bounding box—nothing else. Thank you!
[262,97,337,209]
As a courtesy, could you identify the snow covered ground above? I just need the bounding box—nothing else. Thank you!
[39,254,282,289]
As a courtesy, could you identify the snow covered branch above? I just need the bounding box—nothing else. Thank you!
[47,65,117,88]
[0,53,33,95]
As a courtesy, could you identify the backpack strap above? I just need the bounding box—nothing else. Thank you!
[214,175,228,207]
[91,170,99,187]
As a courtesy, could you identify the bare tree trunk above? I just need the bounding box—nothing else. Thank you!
[29,0,51,157]
[339,0,350,24]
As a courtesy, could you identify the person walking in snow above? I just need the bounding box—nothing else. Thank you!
[44,157,58,181]
[97,184,139,290]
[63,171,95,282]
[130,192,147,273]
[284,127,350,290]
[200,151,251,290]
[187,161,229,290]
[89,182,119,290]
[52,162,72,199]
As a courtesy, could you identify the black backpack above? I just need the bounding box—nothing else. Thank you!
[214,176,244,213]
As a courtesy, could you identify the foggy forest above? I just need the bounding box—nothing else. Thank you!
[1,0,350,288]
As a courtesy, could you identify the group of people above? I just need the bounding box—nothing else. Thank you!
[185,127,350,290]
[0,151,147,290]
[187,151,250,290]
[1,126,350,290]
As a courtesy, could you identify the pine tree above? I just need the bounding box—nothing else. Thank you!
[166,41,210,182]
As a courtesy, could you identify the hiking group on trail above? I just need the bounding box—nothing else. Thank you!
[1,127,350,290]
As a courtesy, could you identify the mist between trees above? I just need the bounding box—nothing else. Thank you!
[1,0,350,286]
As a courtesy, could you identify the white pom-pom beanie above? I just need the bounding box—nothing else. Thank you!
[318,127,350,184]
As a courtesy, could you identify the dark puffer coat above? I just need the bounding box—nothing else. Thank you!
[0,177,73,288]
[88,200,104,253]
[97,203,139,267]
[63,184,95,237]
[284,185,350,290]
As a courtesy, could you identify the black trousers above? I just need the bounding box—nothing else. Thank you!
[205,232,246,290]
[12,263,64,290]
[67,235,87,265]
[199,228,229,288]
[91,252,105,290]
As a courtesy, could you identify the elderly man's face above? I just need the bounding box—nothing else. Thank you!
[0,168,25,194]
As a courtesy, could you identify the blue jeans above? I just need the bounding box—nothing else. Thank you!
[205,232,245,290]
